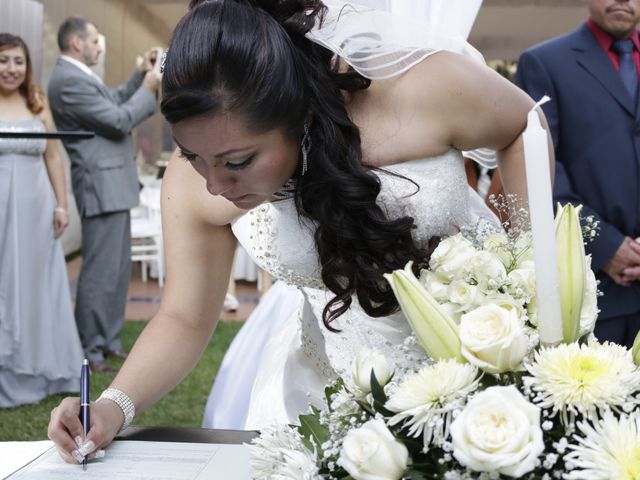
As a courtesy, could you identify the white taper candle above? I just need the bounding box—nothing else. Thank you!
[522,103,563,345]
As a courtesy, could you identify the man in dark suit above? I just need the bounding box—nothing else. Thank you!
[48,17,161,372]
[516,0,640,348]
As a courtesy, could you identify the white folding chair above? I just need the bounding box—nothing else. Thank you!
[130,184,164,287]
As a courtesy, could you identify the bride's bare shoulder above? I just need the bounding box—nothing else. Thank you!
[161,149,245,227]
[392,51,489,100]
[353,52,482,163]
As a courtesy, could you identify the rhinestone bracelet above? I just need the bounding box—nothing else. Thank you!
[97,388,135,432]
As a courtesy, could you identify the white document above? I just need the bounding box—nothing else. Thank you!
[0,441,54,479]
[6,441,250,479]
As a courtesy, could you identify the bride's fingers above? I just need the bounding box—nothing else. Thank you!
[48,398,86,463]
[88,449,106,460]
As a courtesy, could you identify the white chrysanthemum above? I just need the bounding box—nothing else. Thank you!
[385,359,480,448]
[524,342,640,423]
[564,411,640,480]
[250,424,321,479]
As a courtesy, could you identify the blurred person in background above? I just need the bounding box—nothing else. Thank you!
[48,17,162,373]
[0,33,83,407]
[517,0,640,348]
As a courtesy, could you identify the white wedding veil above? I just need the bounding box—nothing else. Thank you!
[308,0,484,80]
[307,0,496,168]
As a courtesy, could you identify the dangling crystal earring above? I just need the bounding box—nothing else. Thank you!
[160,48,168,73]
[300,122,312,176]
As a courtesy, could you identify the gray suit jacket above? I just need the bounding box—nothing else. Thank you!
[48,58,157,217]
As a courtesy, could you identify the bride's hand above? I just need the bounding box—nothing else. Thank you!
[48,397,122,464]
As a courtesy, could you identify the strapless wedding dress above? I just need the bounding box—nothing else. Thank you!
[203,149,496,429]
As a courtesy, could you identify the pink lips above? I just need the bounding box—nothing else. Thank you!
[225,194,248,203]
[608,6,633,15]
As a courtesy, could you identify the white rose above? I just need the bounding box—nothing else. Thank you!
[338,419,409,480]
[507,261,536,301]
[467,251,507,290]
[459,304,528,373]
[429,234,477,281]
[448,280,483,312]
[483,231,512,267]
[351,349,393,395]
[419,270,450,302]
[450,386,544,477]
[579,255,599,337]
[481,293,526,322]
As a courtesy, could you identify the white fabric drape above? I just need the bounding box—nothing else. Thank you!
[343,0,482,40]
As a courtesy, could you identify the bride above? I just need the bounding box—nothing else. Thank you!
[48,0,548,463]
[202,0,495,430]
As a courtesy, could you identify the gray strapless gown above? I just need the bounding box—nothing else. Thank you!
[0,118,83,408]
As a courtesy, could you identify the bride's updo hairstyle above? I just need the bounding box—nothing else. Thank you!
[162,0,429,329]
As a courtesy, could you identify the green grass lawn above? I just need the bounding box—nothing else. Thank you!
[0,319,243,441]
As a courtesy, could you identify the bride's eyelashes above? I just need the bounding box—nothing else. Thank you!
[225,154,255,171]
[178,148,197,162]
[178,149,255,171]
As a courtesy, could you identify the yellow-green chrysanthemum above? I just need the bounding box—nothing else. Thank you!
[524,342,640,422]
[564,411,640,480]
[386,359,480,448]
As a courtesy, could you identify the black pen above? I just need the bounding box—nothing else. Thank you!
[80,358,90,471]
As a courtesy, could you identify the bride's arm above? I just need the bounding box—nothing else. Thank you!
[48,149,242,463]
[109,152,240,412]
[408,51,555,204]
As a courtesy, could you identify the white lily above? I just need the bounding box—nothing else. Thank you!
[632,329,640,367]
[555,203,586,343]
[385,262,463,361]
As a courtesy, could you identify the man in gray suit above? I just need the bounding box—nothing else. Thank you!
[48,17,161,372]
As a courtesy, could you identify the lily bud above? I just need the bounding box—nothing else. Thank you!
[555,203,585,343]
[632,330,640,367]
[384,262,463,361]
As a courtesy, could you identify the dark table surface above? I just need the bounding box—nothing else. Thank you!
[116,426,259,445]
[0,131,94,139]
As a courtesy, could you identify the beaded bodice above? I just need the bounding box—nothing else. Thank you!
[232,149,471,376]
[0,119,47,156]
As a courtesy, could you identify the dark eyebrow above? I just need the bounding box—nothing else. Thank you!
[173,138,255,159]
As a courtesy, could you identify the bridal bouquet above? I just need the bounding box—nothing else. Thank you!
[250,204,640,479]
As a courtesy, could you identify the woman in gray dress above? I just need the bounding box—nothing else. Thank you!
[0,33,83,408]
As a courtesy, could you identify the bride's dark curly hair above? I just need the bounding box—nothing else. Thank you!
[162,0,430,329]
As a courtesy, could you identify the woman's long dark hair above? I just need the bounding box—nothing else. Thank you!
[0,33,44,114]
[161,0,429,329]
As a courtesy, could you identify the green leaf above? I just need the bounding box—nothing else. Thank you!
[355,399,375,417]
[325,377,345,408]
[372,399,395,417]
[370,369,387,404]
[403,468,433,479]
[479,372,497,389]
[298,412,329,449]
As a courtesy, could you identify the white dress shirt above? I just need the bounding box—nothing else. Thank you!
[60,55,103,84]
